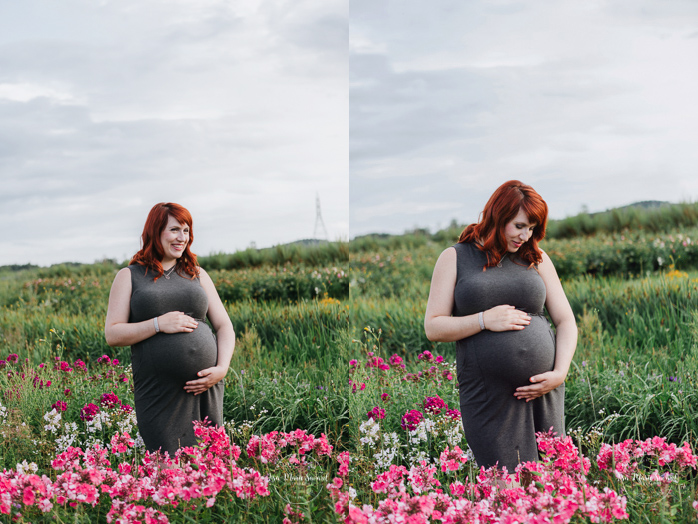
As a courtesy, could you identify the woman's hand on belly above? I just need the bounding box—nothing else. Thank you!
[158,311,199,333]
[183,365,227,395]
[513,369,565,402]
[483,305,531,332]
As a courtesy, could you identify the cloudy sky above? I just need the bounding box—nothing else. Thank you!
[350,0,698,237]
[1,0,348,266]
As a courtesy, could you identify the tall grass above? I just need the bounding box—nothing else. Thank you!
[199,240,348,269]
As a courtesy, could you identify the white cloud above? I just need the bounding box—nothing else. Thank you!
[0,0,348,266]
[350,0,698,237]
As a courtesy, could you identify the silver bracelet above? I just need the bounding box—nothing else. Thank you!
[153,317,160,333]
[478,311,486,331]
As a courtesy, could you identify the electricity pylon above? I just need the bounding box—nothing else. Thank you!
[313,193,329,241]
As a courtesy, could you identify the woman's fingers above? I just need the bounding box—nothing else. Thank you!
[484,305,531,332]
[159,311,198,333]
[184,367,226,395]
[514,371,564,401]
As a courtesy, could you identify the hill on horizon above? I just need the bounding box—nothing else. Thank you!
[351,199,697,243]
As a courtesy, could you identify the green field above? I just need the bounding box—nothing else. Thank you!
[2,211,698,522]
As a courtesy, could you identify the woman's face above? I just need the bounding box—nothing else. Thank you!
[503,208,536,253]
[160,214,190,265]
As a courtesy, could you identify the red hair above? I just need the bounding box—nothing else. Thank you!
[130,203,199,280]
[458,180,548,269]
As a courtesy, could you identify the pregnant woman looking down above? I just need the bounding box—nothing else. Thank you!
[424,180,577,472]
[105,202,235,455]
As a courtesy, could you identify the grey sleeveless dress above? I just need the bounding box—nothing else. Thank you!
[128,264,224,455]
[452,242,564,471]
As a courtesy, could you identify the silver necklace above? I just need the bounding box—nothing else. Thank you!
[163,265,177,279]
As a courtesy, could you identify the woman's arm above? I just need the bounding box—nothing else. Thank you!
[105,268,202,347]
[514,251,578,401]
[424,247,532,342]
[184,267,236,396]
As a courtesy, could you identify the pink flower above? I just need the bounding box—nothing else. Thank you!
[337,451,351,477]
[110,432,135,454]
[408,460,441,493]
[439,445,468,472]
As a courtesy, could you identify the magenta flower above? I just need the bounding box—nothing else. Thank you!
[389,354,406,369]
[6,354,18,363]
[400,410,424,431]
[422,395,448,415]
[367,407,386,421]
[79,403,100,422]
[51,400,68,412]
[445,408,461,420]
[100,392,121,408]
[417,351,433,362]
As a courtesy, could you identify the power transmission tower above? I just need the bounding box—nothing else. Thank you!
[313,193,329,241]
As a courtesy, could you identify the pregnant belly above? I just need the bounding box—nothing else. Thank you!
[135,325,218,385]
[471,315,556,387]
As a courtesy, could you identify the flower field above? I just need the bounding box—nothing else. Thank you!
[2,225,698,522]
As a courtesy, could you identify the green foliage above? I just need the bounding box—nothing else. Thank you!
[348,201,698,253]
[223,326,352,446]
[212,265,348,302]
[545,201,698,239]
[199,241,349,270]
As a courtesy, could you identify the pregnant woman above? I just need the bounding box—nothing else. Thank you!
[105,202,235,455]
[424,180,577,472]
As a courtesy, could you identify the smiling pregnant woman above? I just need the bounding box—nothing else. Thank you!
[424,180,578,472]
[105,202,235,455]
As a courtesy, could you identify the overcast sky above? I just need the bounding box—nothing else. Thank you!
[1,0,348,266]
[350,0,698,237]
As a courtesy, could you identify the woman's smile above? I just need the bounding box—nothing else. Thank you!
[504,208,536,253]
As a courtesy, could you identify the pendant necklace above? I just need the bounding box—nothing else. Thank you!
[163,264,177,279]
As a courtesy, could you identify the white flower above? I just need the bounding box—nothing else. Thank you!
[374,432,401,470]
[16,460,38,475]
[359,418,380,447]
[43,409,62,433]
